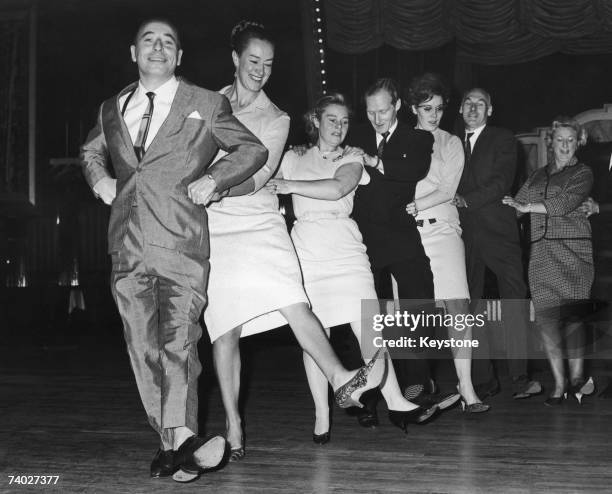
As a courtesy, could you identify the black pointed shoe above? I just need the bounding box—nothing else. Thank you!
[312,431,330,445]
[388,405,439,432]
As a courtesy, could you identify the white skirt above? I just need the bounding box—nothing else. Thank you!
[417,218,470,300]
[204,206,308,342]
[291,215,377,328]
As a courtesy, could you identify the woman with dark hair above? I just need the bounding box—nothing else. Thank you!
[405,73,489,412]
[205,21,386,461]
[503,117,595,406]
[268,93,438,442]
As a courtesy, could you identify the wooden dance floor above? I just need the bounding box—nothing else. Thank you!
[1,332,611,494]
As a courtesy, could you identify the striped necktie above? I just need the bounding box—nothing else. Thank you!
[133,91,155,161]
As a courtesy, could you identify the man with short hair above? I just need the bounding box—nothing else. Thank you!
[81,18,268,481]
[454,87,541,399]
[347,78,457,427]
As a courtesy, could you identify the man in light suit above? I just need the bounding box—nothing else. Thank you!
[80,19,268,482]
[454,87,540,399]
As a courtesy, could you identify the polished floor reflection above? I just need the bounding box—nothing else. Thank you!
[1,338,611,493]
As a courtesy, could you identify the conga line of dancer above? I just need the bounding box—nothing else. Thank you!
[81,16,599,484]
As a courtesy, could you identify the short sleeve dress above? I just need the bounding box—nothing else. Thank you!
[204,89,309,341]
[280,147,377,328]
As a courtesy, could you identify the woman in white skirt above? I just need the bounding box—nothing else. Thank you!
[206,22,386,460]
[405,73,488,412]
[268,93,438,442]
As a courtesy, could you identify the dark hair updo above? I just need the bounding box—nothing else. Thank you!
[407,72,450,107]
[230,20,274,55]
[304,93,351,144]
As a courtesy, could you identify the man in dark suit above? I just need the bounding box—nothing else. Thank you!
[81,19,268,481]
[346,78,457,427]
[454,87,540,399]
[578,140,612,397]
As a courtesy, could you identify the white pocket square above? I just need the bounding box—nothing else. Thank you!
[187,110,203,120]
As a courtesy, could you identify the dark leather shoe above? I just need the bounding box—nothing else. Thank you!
[357,407,379,428]
[474,378,501,399]
[172,435,228,483]
[150,448,176,478]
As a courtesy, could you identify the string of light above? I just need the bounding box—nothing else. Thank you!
[313,0,326,94]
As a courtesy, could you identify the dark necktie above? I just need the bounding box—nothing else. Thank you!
[376,131,390,166]
[464,132,474,163]
[133,91,155,162]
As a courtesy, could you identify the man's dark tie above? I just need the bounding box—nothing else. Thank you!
[133,91,155,161]
[464,131,474,163]
[376,131,390,166]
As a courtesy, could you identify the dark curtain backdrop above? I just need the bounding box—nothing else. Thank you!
[325,0,612,64]
[323,1,612,133]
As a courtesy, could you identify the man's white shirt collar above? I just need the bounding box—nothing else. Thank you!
[466,124,486,145]
[135,76,179,105]
[376,119,398,145]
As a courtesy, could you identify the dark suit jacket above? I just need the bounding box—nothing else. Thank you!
[349,121,433,266]
[457,125,520,241]
[81,79,268,256]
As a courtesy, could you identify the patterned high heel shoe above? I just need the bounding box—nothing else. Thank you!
[569,377,595,404]
[334,348,386,408]
[457,385,490,413]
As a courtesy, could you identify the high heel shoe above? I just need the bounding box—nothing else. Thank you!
[569,377,595,404]
[229,443,245,462]
[388,405,439,432]
[227,427,245,462]
[457,386,490,413]
[334,348,386,408]
[312,431,330,445]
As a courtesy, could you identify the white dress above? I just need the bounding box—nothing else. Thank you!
[414,128,470,300]
[204,89,308,342]
[280,147,377,328]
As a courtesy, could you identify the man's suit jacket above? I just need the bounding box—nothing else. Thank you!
[350,121,433,266]
[81,79,268,256]
[457,125,520,241]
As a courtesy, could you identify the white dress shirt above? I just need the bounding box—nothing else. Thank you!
[465,123,486,150]
[119,76,179,150]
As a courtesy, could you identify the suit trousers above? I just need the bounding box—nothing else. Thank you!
[464,231,530,382]
[110,205,207,436]
[376,255,435,390]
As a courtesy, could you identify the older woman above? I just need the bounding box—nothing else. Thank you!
[405,73,488,412]
[503,117,595,406]
[268,93,437,442]
[205,22,386,461]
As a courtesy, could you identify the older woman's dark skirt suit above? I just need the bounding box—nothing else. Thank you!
[514,159,594,316]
